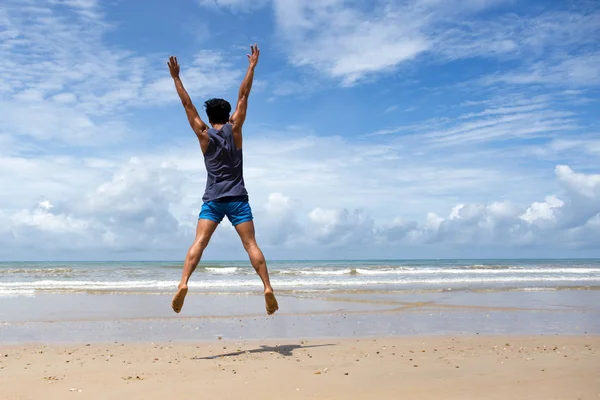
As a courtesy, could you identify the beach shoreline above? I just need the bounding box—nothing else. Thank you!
[1,335,598,400]
[2,260,599,398]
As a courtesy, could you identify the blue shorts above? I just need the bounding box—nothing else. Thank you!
[199,201,253,226]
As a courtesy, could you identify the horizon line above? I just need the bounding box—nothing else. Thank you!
[2,257,600,263]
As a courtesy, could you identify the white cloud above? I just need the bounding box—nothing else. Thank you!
[0,1,242,145]
[259,193,303,247]
[272,0,430,86]
[0,158,194,257]
[141,51,242,104]
[11,200,90,234]
[265,193,293,215]
[267,0,600,88]
[0,101,129,144]
[377,216,420,245]
[300,165,599,251]
[0,148,599,258]
[49,0,101,19]
[307,208,375,247]
[377,93,582,146]
[265,163,599,252]
[188,0,600,96]
[520,196,564,224]
[546,139,600,156]
[552,165,600,233]
[196,0,269,12]
[483,53,600,87]
[435,8,600,60]
[1,122,544,253]
[555,165,600,199]
[456,9,600,88]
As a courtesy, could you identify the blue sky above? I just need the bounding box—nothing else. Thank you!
[0,0,599,260]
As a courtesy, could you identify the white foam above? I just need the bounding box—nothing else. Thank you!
[205,267,240,275]
[356,268,600,275]
[278,269,354,276]
[0,276,599,293]
[271,276,600,286]
[0,288,36,298]
[270,267,600,277]
[0,268,74,275]
[355,268,407,275]
[521,287,558,292]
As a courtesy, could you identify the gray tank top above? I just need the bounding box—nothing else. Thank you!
[202,123,248,203]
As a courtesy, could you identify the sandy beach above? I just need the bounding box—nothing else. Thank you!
[2,261,599,399]
[1,335,598,399]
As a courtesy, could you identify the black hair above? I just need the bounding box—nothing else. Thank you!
[204,98,231,124]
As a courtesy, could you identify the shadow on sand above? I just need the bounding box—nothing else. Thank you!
[192,343,335,360]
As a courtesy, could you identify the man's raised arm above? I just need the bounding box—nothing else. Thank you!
[230,44,260,149]
[168,56,208,138]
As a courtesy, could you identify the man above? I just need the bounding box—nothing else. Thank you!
[167,44,278,315]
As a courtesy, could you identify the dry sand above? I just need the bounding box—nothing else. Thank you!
[1,336,598,400]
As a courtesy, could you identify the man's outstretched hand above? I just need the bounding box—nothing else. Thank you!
[247,44,260,68]
[168,56,180,79]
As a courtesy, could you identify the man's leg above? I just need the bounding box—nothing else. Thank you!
[234,220,278,315]
[171,218,219,313]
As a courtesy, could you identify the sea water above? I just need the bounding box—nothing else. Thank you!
[1,259,599,297]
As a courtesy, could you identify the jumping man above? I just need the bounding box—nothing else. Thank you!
[168,44,278,315]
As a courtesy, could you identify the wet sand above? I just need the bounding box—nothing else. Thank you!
[1,290,599,344]
[1,336,598,400]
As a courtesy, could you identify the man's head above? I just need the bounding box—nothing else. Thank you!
[204,98,231,125]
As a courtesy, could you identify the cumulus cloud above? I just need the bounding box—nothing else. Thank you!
[258,164,600,253]
[0,159,194,259]
[2,160,597,259]
[11,200,89,234]
[307,208,375,247]
[552,166,600,231]
[556,165,600,199]
[520,196,564,224]
[259,193,302,247]
[83,158,187,247]
[401,165,600,249]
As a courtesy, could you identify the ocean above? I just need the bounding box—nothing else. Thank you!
[1,259,599,297]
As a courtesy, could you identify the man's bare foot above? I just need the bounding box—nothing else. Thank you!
[264,289,278,315]
[172,284,188,314]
